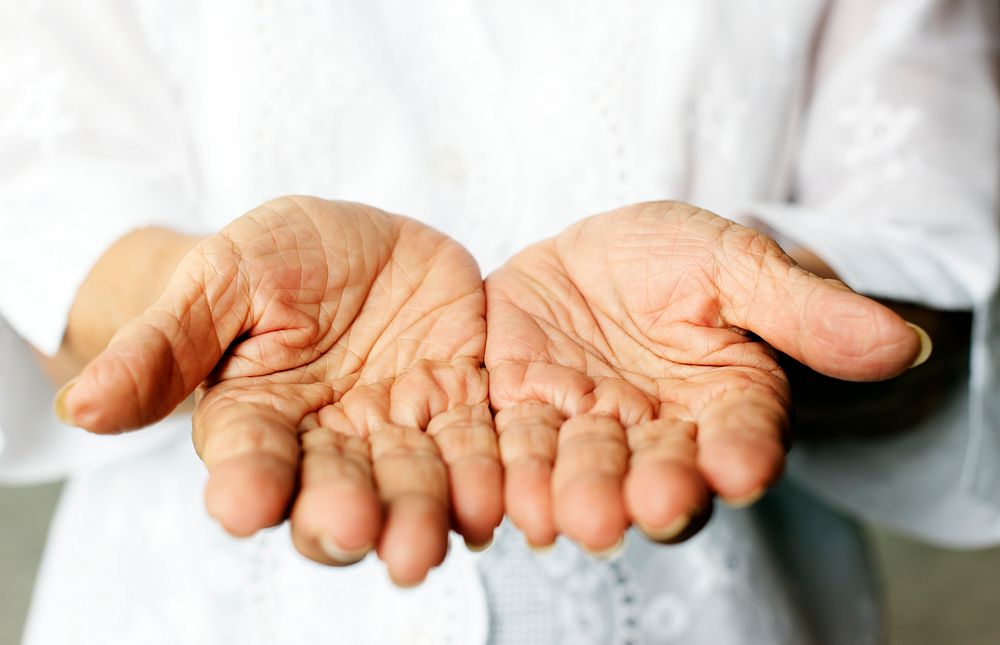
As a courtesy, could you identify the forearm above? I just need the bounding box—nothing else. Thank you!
[36,227,203,384]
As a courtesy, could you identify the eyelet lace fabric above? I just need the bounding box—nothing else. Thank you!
[477,514,815,645]
[27,430,872,645]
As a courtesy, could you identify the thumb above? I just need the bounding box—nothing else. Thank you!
[57,241,250,433]
[718,233,928,382]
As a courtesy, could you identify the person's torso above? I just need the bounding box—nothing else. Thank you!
[138,0,823,272]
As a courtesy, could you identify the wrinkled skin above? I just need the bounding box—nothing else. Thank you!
[62,196,501,586]
[64,197,921,582]
[485,202,920,552]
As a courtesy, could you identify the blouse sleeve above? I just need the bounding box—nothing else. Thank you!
[749,0,1000,546]
[0,0,201,483]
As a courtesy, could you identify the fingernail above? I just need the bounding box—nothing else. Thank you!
[641,513,692,543]
[906,323,933,368]
[582,535,626,560]
[527,540,556,554]
[53,377,79,426]
[389,572,427,589]
[319,535,371,565]
[724,487,766,509]
[465,535,494,553]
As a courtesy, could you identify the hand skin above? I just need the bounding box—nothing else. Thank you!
[484,201,924,553]
[54,196,502,586]
[783,299,966,440]
[37,228,202,385]
[756,235,965,439]
[44,197,938,574]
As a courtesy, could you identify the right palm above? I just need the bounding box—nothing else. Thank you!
[484,202,922,551]
[62,196,500,586]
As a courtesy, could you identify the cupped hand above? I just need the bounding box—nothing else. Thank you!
[60,196,501,585]
[485,201,922,552]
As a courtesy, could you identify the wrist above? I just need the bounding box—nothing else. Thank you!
[42,228,203,382]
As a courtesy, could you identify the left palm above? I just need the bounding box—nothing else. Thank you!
[62,197,500,586]
[485,201,920,552]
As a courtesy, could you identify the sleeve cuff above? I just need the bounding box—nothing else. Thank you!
[742,202,996,311]
[0,163,201,355]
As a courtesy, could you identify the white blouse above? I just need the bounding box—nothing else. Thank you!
[0,1,997,643]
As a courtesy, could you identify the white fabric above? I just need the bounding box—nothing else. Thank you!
[738,0,1000,547]
[0,0,203,355]
[0,315,179,484]
[26,433,873,645]
[0,0,997,643]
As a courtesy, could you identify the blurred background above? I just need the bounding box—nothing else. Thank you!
[3,481,1000,644]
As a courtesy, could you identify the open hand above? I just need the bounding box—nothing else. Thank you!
[485,202,922,552]
[59,196,501,585]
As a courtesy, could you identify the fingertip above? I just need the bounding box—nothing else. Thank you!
[449,458,504,545]
[553,475,628,553]
[505,459,558,547]
[905,322,933,369]
[291,482,382,564]
[805,292,926,381]
[64,339,187,433]
[53,377,80,428]
[204,454,296,537]
[464,534,494,553]
[515,523,559,551]
[722,487,766,509]
[317,535,373,565]
[58,367,124,434]
[378,495,450,588]
[637,503,714,545]
[581,533,626,560]
[526,536,558,553]
[697,435,784,503]
[624,460,710,541]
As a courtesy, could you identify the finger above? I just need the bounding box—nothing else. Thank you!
[552,414,629,554]
[290,409,381,565]
[695,388,789,505]
[496,402,561,548]
[384,359,501,547]
[488,360,596,417]
[590,377,656,426]
[370,424,450,587]
[428,404,503,548]
[62,239,249,433]
[716,228,923,381]
[386,358,485,431]
[624,419,711,543]
[194,398,300,537]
